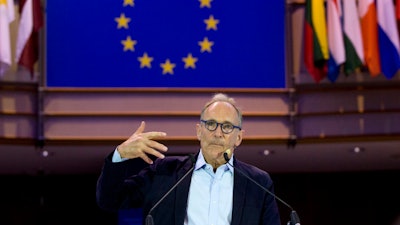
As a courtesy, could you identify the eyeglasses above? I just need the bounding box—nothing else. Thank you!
[200,119,241,134]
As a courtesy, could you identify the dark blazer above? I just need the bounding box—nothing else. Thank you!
[96,152,281,225]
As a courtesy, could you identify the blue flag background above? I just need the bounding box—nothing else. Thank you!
[46,0,286,88]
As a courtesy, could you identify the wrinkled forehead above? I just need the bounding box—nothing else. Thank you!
[203,102,240,123]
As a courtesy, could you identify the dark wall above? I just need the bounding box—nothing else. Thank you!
[273,170,400,225]
[0,174,117,225]
[1,170,399,225]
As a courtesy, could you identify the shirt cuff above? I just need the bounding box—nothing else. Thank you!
[112,147,128,163]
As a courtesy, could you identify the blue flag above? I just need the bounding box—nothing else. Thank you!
[46,0,286,88]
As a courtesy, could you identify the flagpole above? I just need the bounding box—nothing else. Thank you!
[285,1,298,150]
[35,0,45,152]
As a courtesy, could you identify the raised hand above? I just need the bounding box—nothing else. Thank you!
[117,121,168,164]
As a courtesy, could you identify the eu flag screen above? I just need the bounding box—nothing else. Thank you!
[45,0,286,88]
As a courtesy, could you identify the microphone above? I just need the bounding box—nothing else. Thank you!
[145,154,196,225]
[223,149,301,225]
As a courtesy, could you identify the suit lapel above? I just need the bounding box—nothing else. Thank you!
[174,158,195,224]
[231,160,248,225]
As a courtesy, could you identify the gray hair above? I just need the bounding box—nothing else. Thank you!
[200,93,242,126]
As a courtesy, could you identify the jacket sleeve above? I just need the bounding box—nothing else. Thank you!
[261,177,281,225]
[96,152,150,212]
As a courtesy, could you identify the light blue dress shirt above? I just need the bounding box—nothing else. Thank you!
[112,148,126,162]
[112,149,235,225]
[185,150,234,225]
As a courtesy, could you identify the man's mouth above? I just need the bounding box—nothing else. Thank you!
[210,141,224,146]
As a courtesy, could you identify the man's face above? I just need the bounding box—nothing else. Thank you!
[196,101,243,168]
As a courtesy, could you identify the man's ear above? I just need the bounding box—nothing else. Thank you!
[196,124,201,141]
[235,129,243,147]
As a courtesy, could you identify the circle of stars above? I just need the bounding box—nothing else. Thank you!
[114,0,219,75]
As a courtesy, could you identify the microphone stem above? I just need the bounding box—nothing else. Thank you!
[147,166,194,214]
[226,160,293,210]
[224,152,300,225]
[146,154,196,225]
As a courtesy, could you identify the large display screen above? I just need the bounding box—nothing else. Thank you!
[45,0,286,88]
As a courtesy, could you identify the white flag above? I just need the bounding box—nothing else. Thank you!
[0,0,15,76]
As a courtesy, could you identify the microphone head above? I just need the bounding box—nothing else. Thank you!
[145,214,154,225]
[290,210,300,225]
[223,149,231,162]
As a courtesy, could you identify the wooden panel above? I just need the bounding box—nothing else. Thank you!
[0,83,37,140]
[43,91,290,115]
[41,90,291,141]
[0,115,36,138]
[297,112,400,138]
[297,88,400,114]
[43,115,290,140]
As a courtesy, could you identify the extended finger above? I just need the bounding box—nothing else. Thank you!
[142,131,167,140]
[142,145,166,160]
[138,151,154,164]
[130,121,146,138]
[146,139,168,152]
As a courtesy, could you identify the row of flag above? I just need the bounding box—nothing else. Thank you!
[304,0,400,83]
[0,0,43,77]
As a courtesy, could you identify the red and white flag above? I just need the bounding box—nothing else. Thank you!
[0,0,15,76]
[15,0,43,77]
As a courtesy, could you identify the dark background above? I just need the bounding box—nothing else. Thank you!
[1,170,399,225]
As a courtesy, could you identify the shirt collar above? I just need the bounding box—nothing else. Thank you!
[195,150,234,173]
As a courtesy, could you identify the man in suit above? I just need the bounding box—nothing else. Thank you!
[96,93,281,225]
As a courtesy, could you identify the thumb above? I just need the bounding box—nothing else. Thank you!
[131,121,146,137]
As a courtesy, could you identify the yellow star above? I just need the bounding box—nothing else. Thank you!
[0,0,6,5]
[121,36,137,51]
[198,37,214,53]
[182,53,198,69]
[115,13,131,29]
[199,0,212,8]
[204,15,219,31]
[138,52,154,68]
[123,0,134,7]
[160,59,176,75]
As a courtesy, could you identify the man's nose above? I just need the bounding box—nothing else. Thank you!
[213,124,224,136]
